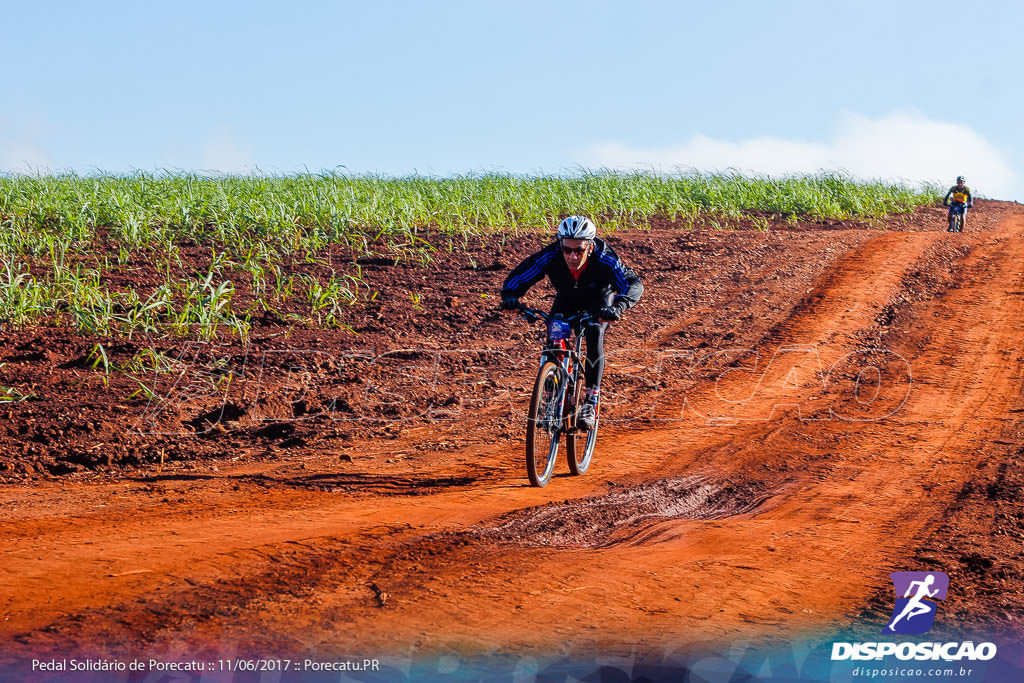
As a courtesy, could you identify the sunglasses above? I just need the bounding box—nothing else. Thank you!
[561,245,589,255]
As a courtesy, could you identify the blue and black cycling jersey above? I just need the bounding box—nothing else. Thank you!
[501,238,643,390]
[501,238,644,318]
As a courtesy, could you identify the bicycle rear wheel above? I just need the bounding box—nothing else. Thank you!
[526,361,563,487]
[566,376,598,475]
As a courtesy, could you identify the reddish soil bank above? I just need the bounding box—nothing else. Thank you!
[2,201,1024,669]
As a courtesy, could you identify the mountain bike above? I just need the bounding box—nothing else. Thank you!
[516,306,600,487]
[947,204,966,233]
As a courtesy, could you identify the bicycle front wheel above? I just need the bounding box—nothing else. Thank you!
[949,212,963,233]
[526,361,563,487]
[567,376,598,475]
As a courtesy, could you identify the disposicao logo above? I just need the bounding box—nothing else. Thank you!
[883,571,948,635]
[831,571,998,662]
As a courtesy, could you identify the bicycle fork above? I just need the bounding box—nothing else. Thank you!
[537,361,568,435]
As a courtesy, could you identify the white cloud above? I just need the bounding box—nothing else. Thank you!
[584,112,1018,200]
[202,129,256,174]
[0,113,53,172]
[0,140,52,173]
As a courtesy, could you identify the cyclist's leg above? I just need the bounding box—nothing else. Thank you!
[582,293,615,399]
[583,322,608,394]
[961,205,968,229]
[575,321,605,431]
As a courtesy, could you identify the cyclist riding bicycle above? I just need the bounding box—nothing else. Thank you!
[500,215,643,431]
[943,176,974,229]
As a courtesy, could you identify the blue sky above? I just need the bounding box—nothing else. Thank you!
[3,1,1021,199]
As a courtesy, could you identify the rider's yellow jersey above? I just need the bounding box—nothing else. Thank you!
[948,186,971,204]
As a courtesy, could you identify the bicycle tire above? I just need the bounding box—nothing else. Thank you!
[526,361,562,487]
[566,376,597,475]
[948,210,963,233]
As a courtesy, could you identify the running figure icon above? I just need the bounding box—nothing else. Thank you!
[886,575,938,631]
[883,571,949,635]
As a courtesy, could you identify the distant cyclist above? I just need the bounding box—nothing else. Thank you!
[943,176,974,230]
[500,216,643,430]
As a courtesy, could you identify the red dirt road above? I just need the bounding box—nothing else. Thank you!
[3,204,1024,674]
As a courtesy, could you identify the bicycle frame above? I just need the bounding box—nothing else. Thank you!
[526,308,590,429]
[948,204,966,233]
[517,305,600,486]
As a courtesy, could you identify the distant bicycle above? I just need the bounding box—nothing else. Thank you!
[515,305,601,487]
[947,203,965,233]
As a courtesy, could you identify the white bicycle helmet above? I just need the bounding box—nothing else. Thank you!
[557,215,597,241]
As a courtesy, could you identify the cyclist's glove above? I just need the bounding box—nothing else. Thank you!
[598,306,621,322]
[500,296,521,311]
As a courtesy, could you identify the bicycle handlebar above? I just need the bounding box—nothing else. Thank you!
[514,305,600,327]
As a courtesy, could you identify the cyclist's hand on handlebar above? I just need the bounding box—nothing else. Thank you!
[500,296,521,311]
[598,306,621,323]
